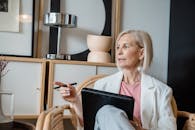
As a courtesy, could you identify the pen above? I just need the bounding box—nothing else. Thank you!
[53,82,77,89]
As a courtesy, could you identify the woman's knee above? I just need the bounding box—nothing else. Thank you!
[95,105,114,120]
[96,105,126,118]
[95,105,135,130]
[97,105,115,115]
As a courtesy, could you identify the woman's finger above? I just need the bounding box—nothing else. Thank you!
[61,91,70,96]
[53,81,66,86]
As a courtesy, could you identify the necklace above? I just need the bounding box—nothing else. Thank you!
[123,72,141,85]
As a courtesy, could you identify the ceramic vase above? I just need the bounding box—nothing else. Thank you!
[87,34,112,63]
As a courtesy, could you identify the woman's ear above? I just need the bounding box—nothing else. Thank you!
[139,48,144,60]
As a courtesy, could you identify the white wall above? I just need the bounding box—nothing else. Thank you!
[121,0,171,82]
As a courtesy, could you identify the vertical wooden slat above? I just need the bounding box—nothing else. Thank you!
[36,0,44,58]
[47,61,55,108]
[114,0,121,39]
[111,0,121,62]
[39,61,46,112]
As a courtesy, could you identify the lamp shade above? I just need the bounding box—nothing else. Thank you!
[43,12,77,59]
[44,12,77,28]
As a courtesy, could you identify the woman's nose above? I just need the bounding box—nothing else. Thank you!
[117,47,123,55]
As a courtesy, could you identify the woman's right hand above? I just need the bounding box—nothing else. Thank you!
[54,81,84,126]
[54,82,78,103]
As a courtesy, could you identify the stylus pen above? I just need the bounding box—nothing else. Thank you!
[53,82,77,89]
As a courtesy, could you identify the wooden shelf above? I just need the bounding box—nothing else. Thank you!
[47,59,116,67]
[0,56,116,67]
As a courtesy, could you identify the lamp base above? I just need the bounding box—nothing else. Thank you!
[46,54,64,60]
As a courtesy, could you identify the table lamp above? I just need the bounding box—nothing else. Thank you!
[44,12,77,59]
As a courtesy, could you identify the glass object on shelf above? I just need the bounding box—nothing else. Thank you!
[0,90,14,129]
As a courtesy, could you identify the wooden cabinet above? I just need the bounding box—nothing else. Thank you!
[47,60,117,117]
[0,56,46,119]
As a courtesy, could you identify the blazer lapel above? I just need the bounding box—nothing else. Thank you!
[105,71,123,94]
[140,73,157,129]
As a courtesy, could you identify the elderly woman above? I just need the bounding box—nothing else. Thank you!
[55,30,177,130]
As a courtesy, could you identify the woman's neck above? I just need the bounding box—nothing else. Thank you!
[122,69,141,85]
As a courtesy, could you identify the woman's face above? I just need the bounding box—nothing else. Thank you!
[115,33,144,70]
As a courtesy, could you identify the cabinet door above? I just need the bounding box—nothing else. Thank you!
[48,63,96,117]
[97,66,118,75]
[1,58,46,119]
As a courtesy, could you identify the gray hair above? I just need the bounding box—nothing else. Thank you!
[116,30,153,71]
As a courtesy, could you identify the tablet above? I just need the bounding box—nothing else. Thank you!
[81,87,134,130]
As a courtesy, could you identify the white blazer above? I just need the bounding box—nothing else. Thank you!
[94,71,177,130]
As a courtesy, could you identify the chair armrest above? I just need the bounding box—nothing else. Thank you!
[177,110,191,118]
[178,111,195,130]
[61,104,78,129]
[36,107,57,130]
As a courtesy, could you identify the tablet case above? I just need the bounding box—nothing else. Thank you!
[81,87,134,130]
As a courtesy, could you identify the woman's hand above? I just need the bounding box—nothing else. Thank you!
[54,81,78,103]
[130,117,145,130]
[54,81,84,125]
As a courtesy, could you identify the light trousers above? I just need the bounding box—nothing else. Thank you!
[94,105,135,130]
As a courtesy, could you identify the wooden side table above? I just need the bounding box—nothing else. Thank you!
[0,121,35,130]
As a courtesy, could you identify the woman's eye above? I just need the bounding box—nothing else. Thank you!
[124,43,129,48]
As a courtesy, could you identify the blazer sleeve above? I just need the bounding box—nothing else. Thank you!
[93,79,104,90]
[151,87,177,130]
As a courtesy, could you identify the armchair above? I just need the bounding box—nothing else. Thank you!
[36,74,195,130]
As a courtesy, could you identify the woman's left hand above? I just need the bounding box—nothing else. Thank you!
[130,117,146,130]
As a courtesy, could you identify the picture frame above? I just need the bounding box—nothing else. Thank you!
[0,0,20,32]
[37,0,121,62]
[0,0,39,57]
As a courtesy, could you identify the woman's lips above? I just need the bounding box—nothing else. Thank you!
[117,58,126,62]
